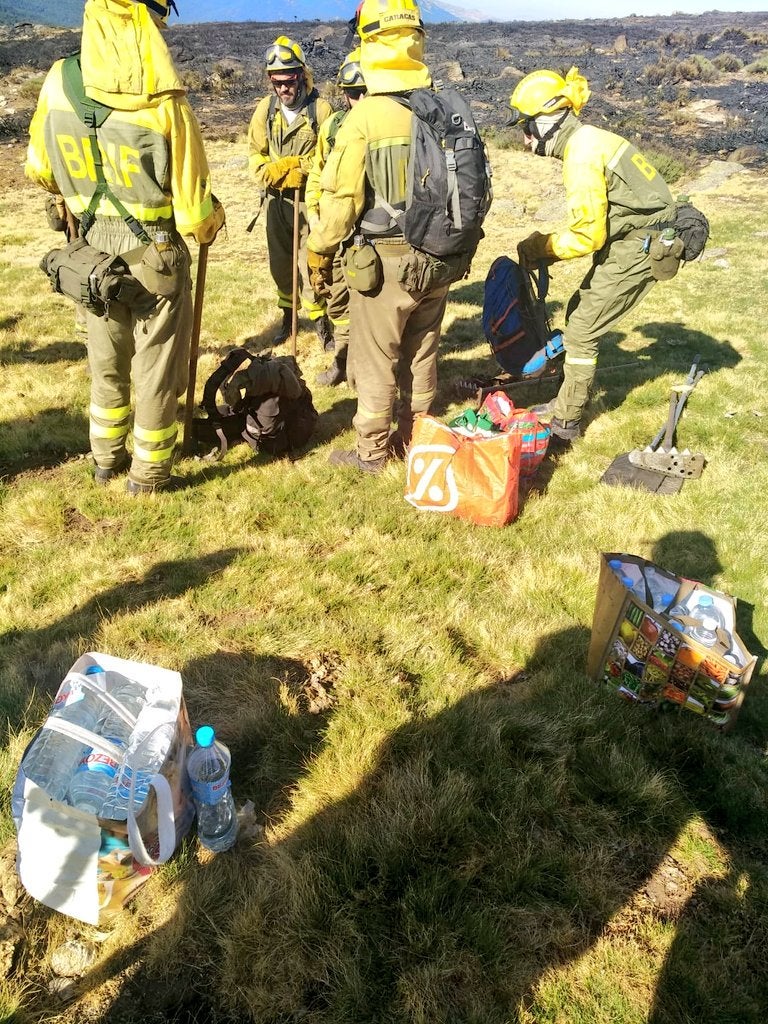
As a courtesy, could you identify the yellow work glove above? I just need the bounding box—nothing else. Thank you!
[261,161,287,188]
[282,166,306,191]
[307,250,334,298]
[517,231,556,270]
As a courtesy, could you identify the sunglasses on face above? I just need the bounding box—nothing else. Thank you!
[270,75,300,87]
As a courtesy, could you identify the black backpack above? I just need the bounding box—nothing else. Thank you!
[191,349,318,460]
[393,89,492,260]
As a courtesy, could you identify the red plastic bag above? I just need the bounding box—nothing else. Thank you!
[404,415,522,527]
[480,392,550,478]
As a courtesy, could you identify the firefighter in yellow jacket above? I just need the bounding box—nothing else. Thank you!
[26,0,225,494]
[307,0,450,473]
[306,50,367,387]
[511,67,678,444]
[248,37,333,349]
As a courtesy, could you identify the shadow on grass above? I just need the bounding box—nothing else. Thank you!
[0,549,247,738]
[0,407,90,482]
[53,532,768,1022]
[0,339,87,364]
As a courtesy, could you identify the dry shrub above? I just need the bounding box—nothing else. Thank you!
[744,53,768,74]
[713,53,744,72]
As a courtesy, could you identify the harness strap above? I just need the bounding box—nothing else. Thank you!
[61,55,151,245]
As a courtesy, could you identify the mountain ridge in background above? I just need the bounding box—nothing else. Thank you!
[0,0,486,28]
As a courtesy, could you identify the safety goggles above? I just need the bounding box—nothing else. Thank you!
[507,107,534,132]
[338,63,363,87]
[266,43,299,67]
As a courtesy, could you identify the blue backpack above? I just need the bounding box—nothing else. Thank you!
[482,256,563,377]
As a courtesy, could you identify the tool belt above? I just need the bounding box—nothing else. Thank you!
[40,238,159,318]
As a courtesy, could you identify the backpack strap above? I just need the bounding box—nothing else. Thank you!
[200,347,255,418]
[267,92,318,138]
[61,55,151,245]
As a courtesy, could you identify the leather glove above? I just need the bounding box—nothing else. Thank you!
[282,166,306,191]
[195,194,226,245]
[261,162,288,188]
[307,250,334,298]
[517,231,556,270]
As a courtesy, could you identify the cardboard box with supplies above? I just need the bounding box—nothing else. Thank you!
[587,553,756,730]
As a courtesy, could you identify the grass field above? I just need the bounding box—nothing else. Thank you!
[1,140,767,1023]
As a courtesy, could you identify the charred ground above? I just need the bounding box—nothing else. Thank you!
[1,11,767,187]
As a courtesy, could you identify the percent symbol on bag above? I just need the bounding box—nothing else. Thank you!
[405,444,460,512]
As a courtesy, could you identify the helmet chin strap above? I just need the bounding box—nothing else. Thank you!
[528,110,568,155]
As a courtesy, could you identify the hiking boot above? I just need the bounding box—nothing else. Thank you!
[314,315,335,353]
[549,417,581,442]
[315,355,346,387]
[126,475,186,496]
[328,449,387,474]
[530,400,556,422]
[93,454,131,486]
[272,309,292,345]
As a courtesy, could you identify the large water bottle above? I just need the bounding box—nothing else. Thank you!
[608,559,646,602]
[67,665,143,816]
[642,566,678,615]
[21,678,99,801]
[186,726,238,853]
[686,593,726,631]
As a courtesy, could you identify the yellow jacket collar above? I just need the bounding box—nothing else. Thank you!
[81,0,184,110]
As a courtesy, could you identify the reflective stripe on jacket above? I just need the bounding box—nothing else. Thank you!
[550,114,676,260]
[25,59,220,243]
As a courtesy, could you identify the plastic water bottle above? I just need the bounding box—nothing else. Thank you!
[686,593,726,631]
[67,666,144,816]
[642,566,677,615]
[187,726,238,853]
[21,678,99,801]
[687,616,720,648]
[608,559,646,602]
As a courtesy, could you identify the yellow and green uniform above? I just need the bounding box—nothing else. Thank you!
[25,0,224,487]
[545,113,676,423]
[308,93,449,463]
[307,109,351,357]
[248,91,332,320]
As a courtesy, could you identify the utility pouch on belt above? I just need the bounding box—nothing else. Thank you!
[40,239,159,318]
[648,232,685,282]
[342,237,381,293]
[397,250,471,293]
[44,195,67,234]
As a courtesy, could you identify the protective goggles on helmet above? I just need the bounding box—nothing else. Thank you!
[507,107,534,131]
[338,59,365,89]
[265,40,305,70]
[133,0,178,20]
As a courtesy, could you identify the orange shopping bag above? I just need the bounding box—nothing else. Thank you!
[404,415,522,527]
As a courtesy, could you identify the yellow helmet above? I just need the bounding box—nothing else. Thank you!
[338,49,366,90]
[265,36,307,73]
[355,0,424,41]
[509,66,590,124]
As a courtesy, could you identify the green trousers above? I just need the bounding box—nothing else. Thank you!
[348,241,449,462]
[86,219,192,487]
[265,189,326,321]
[553,235,657,424]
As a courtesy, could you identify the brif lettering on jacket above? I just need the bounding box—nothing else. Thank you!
[55,133,143,188]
